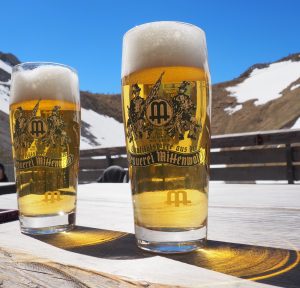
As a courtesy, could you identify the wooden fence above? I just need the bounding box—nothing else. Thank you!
[80,129,300,184]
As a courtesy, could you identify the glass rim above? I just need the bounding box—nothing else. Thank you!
[12,61,78,74]
[123,21,205,38]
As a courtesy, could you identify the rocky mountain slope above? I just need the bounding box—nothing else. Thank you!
[1,51,300,167]
[211,53,300,134]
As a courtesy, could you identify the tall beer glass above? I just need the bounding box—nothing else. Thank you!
[122,22,211,253]
[10,63,80,234]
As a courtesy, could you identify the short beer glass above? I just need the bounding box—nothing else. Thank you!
[121,22,211,253]
[10,62,80,234]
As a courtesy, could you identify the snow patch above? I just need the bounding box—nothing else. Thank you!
[0,84,126,148]
[224,104,242,115]
[227,60,300,105]
[80,108,125,149]
[0,85,10,114]
[291,117,300,129]
[290,84,300,91]
[0,60,12,74]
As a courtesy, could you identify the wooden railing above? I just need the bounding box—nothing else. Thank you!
[79,129,300,184]
[1,129,299,192]
[0,183,16,195]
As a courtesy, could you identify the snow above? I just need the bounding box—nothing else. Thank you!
[0,85,10,114]
[0,59,12,74]
[226,60,300,105]
[80,107,125,149]
[290,83,300,91]
[0,60,12,114]
[291,117,300,129]
[224,104,242,115]
[0,81,125,148]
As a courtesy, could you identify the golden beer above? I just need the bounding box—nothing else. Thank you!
[10,63,80,234]
[122,22,211,253]
[122,66,209,227]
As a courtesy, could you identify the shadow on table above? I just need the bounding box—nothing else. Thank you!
[31,225,300,288]
[31,226,151,260]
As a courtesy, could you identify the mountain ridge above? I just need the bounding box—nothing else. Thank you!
[1,51,300,166]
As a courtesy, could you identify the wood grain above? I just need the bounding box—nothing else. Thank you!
[211,166,290,181]
[211,147,288,164]
[211,129,300,148]
[79,157,128,170]
[0,247,175,288]
[80,146,127,157]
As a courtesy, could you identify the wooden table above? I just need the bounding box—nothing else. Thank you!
[0,183,299,288]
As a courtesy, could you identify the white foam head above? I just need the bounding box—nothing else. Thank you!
[10,63,80,105]
[122,21,209,77]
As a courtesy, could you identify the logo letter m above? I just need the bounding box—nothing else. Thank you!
[30,120,45,137]
[44,191,62,203]
[149,101,170,124]
[166,191,191,207]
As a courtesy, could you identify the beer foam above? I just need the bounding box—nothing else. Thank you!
[10,64,79,105]
[122,21,209,77]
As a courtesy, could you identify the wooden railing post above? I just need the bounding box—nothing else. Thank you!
[285,144,294,184]
[106,155,113,167]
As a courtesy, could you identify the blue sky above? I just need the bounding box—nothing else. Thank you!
[1,0,299,93]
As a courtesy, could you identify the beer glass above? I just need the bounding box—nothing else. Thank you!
[122,22,211,253]
[10,62,80,234]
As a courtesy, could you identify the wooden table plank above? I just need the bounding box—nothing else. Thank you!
[0,183,299,287]
[0,247,172,288]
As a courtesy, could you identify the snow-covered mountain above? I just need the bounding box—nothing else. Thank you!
[0,53,125,164]
[0,58,11,114]
[80,107,124,149]
[1,51,300,164]
[212,53,300,134]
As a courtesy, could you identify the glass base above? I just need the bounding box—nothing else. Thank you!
[135,225,206,254]
[19,212,75,235]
